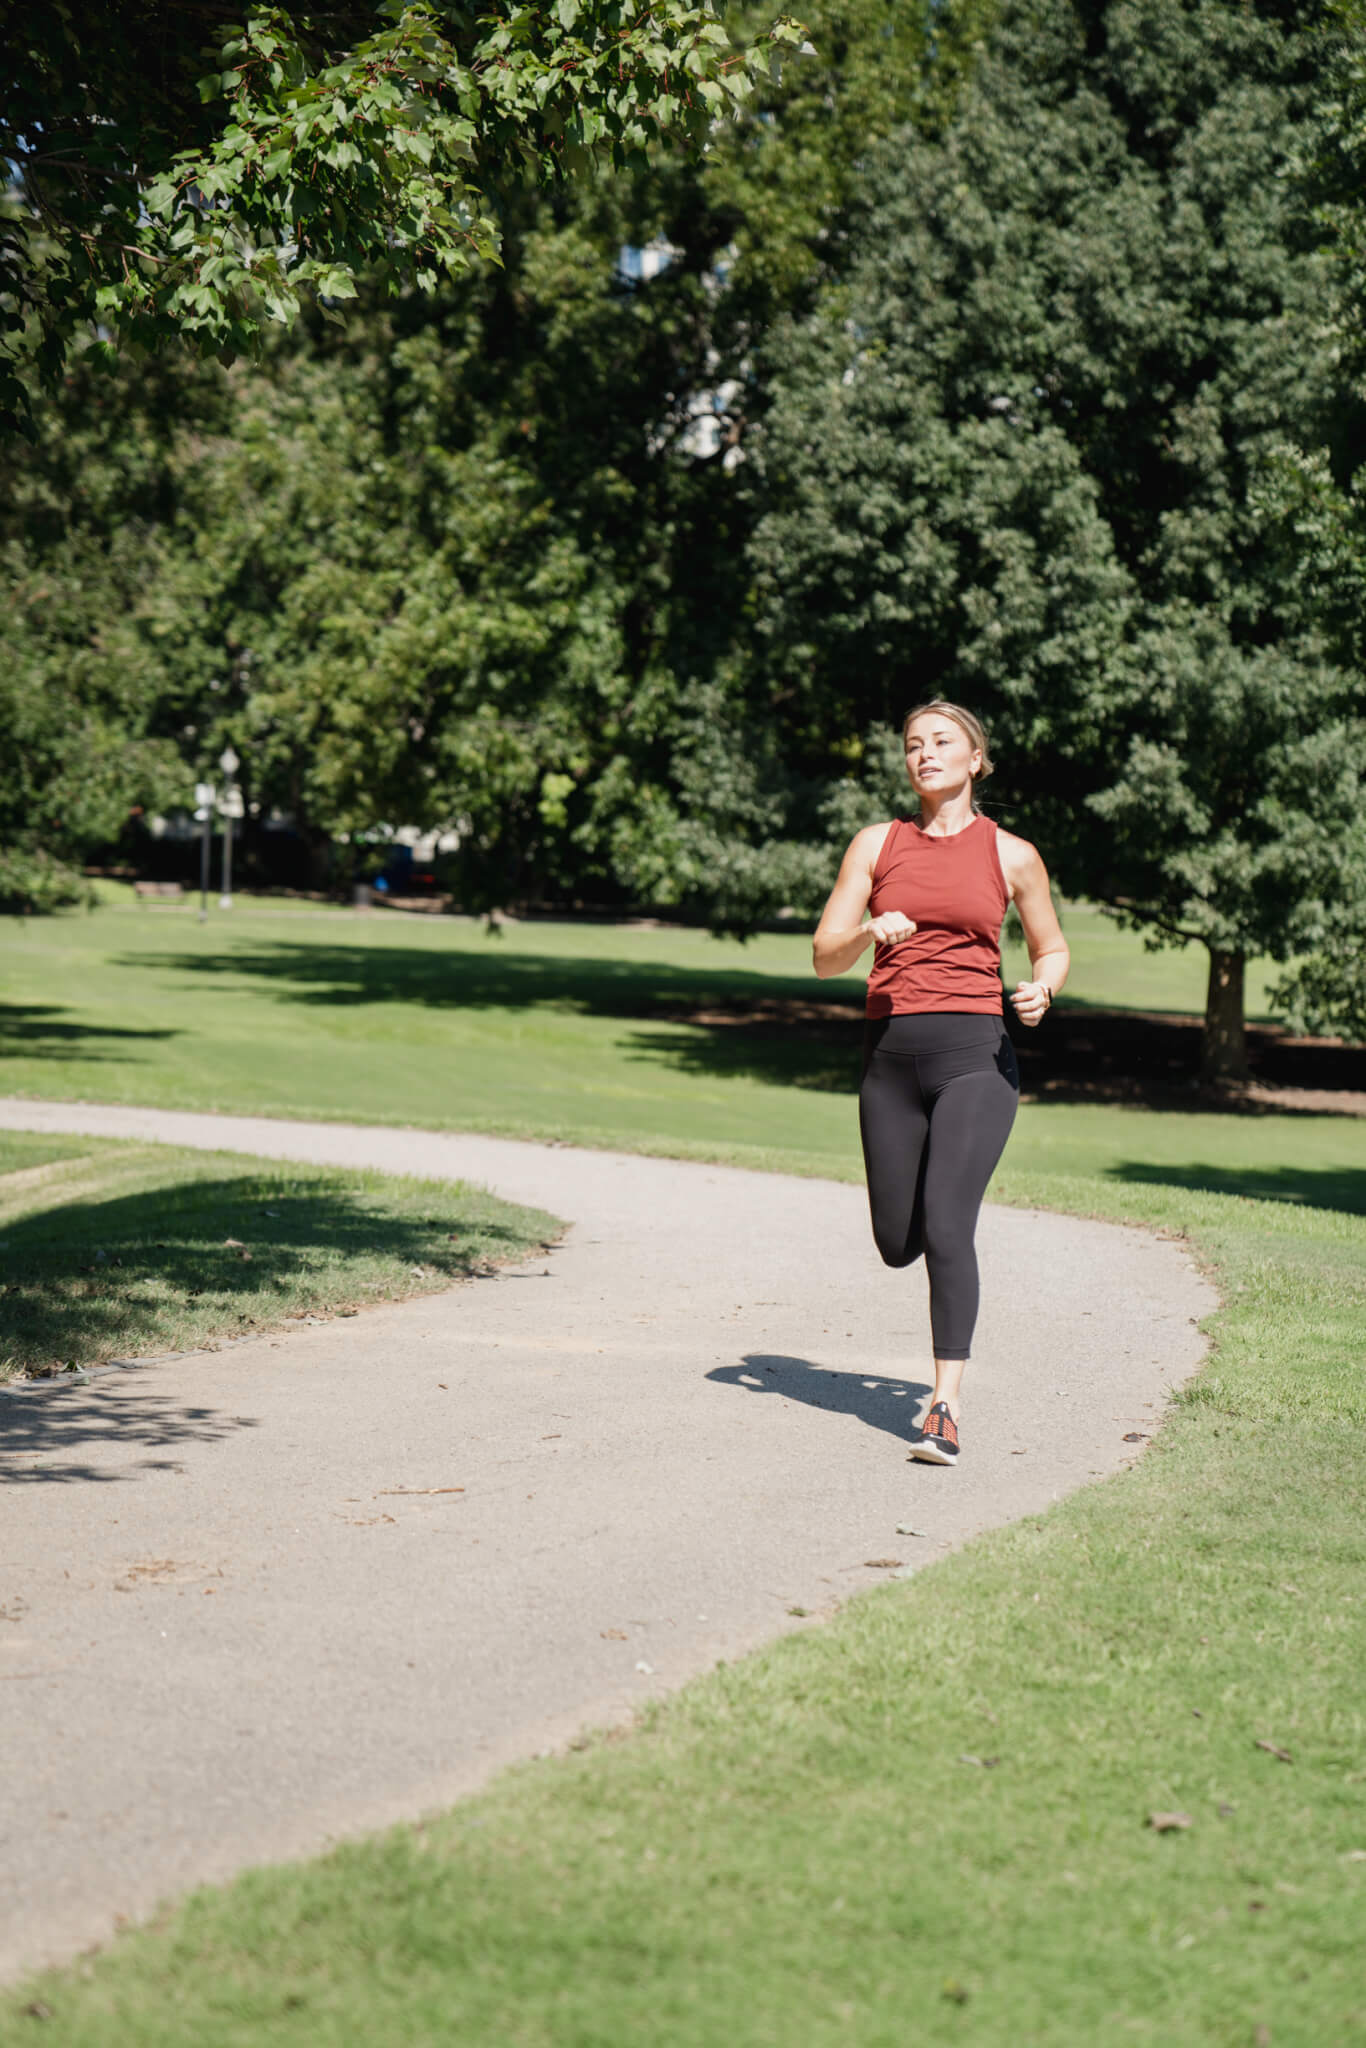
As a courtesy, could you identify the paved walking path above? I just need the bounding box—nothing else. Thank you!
[0,1101,1215,1983]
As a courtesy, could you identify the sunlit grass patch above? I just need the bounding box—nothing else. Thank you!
[0,1131,560,1380]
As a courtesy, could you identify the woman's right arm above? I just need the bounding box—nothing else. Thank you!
[812,826,916,979]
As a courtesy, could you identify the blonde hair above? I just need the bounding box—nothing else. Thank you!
[901,700,994,793]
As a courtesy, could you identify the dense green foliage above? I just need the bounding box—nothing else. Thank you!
[1,0,807,432]
[1255,0,1366,1044]
[749,0,1366,1075]
[3,0,1363,1069]
[1,0,991,913]
[0,350,230,908]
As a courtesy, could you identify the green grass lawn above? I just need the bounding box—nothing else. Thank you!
[0,1130,559,1380]
[0,895,1331,1188]
[1,898,1362,2043]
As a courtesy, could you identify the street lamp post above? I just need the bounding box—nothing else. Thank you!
[218,746,240,910]
[194,783,215,923]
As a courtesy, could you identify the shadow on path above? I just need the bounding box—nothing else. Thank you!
[708,1355,932,1449]
[0,1381,258,1485]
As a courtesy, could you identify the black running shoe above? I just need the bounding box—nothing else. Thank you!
[912,1402,959,1465]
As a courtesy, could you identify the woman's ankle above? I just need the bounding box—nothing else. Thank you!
[930,1367,965,1421]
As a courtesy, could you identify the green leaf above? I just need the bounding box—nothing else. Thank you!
[312,267,359,301]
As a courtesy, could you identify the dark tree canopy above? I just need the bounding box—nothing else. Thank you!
[1,0,987,911]
[749,0,1365,1077]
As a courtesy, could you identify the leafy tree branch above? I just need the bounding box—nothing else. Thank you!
[2,1,807,431]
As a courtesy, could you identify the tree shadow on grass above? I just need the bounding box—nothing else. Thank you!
[1107,1160,1366,1218]
[113,938,827,1017]
[1017,1004,1366,1106]
[0,1002,179,1063]
[620,1025,860,1093]
[707,1355,932,1449]
[0,1379,258,1486]
[0,1172,538,1378]
[105,938,1366,1107]
[114,939,868,1092]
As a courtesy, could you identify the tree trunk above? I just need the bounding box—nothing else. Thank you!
[1201,947,1249,1087]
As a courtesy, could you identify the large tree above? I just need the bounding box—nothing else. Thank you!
[0,345,222,907]
[747,0,1366,1079]
[1252,0,1366,1045]
[0,0,994,912]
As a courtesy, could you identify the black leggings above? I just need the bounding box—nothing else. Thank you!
[859,1013,1019,1361]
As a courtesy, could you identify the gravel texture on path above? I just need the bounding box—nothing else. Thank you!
[0,1100,1215,1984]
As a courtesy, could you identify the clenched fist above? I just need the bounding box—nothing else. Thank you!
[868,912,918,950]
[1010,979,1052,1027]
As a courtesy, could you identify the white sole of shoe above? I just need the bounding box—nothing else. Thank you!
[910,1437,958,1465]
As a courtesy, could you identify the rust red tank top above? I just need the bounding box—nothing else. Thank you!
[865,813,1009,1018]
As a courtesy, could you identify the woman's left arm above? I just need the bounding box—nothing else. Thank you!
[1001,836,1070,1029]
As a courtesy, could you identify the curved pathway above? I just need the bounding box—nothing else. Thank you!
[0,1101,1215,1983]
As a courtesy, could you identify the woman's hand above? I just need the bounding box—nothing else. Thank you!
[1010,979,1052,1028]
[812,826,915,978]
[868,912,917,950]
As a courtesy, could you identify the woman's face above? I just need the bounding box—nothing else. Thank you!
[903,714,981,798]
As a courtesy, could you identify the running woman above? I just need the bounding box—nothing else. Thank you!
[812,702,1069,1466]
